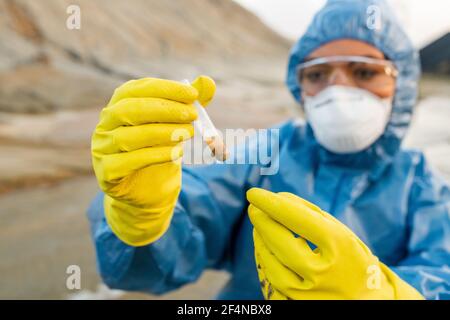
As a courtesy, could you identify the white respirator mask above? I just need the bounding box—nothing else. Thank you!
[304,85,393,154]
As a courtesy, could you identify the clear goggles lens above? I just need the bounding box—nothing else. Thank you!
[296,56,398,93]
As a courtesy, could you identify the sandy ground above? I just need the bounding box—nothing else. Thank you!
[0,175,230,299]
[0,80,449,299]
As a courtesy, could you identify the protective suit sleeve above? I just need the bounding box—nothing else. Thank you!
[87,161,255,294]
[390,152,450,300]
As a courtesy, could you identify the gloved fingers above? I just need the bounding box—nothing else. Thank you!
[255,238,289,300]
[98,98,198,131]
[254,250,269,299]
[246,188,334,251]
[248,204,321,275]
[108,78,198,106]
[256,255,288,300]
[279,192,351,229]
[254,230,306,299]
[278,192,368,248]
[97,144,183,183]
[190,75,216,107]
[94,123,194,154]
[278,192,327,217]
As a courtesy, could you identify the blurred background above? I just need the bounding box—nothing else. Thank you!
[0,0,449,299]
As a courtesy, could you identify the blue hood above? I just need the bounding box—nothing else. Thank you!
[286,0,421,169]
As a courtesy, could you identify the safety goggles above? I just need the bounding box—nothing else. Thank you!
[296,56,398,94]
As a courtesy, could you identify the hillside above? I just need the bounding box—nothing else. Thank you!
[0,0,291,113]
[0,0,296,299]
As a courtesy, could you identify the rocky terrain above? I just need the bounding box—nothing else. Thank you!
[0,0,294,299]
[0,0,295,194]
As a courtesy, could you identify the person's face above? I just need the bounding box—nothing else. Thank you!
[300,39,397,99]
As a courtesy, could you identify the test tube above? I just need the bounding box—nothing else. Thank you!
[182,79,228,162]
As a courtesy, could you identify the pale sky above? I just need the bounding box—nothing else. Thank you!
[234,0,450,48]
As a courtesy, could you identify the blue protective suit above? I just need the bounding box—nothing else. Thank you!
[87,0,450,299]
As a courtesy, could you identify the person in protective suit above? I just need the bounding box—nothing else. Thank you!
[88,0,450,299]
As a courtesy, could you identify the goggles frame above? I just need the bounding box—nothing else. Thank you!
[296,55,399,81]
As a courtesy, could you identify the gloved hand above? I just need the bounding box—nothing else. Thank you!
[92,76,215,246]
[247,188,424,300]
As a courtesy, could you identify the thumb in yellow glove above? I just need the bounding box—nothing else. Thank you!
[91,76,216,246]
[247,188,424,300]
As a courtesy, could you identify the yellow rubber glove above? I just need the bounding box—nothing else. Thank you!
[247,188,424,300]
[92,76,216,247]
